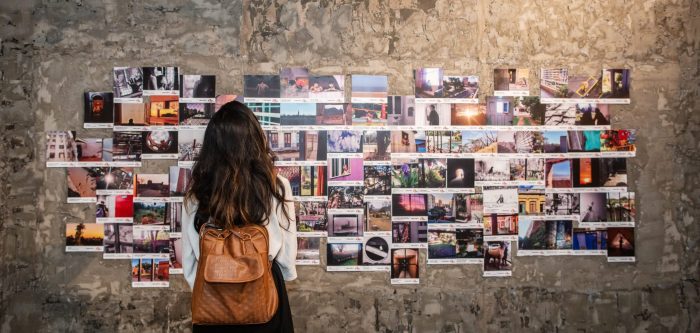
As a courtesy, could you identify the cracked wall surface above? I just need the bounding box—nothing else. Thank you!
[1,0,699,332]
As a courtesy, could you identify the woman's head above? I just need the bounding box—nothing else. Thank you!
[185,101,289,229]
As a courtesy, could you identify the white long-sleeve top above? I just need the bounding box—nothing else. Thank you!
[182,176,298,290]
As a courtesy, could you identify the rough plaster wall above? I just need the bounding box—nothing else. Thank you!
[1,0,698,332]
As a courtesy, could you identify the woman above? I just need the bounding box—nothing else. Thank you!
[182,101,297,332]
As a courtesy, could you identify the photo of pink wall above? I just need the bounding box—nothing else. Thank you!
[328,157,364,182]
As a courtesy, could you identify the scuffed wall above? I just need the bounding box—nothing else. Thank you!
[1,0,698,331]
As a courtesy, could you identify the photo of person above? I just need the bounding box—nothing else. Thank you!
[446,159,475,188]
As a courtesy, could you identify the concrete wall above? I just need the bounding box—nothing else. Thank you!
[1,0,699,331]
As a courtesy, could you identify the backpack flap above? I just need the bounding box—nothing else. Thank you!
[203,253,265,283]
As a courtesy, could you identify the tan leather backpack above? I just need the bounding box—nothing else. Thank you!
[192,223,279,325]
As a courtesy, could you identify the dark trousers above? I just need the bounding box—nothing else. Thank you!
[193,261,294,333]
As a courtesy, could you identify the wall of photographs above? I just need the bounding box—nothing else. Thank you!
[48,66,636,287]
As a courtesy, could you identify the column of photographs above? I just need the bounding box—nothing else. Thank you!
[52,65,636,287]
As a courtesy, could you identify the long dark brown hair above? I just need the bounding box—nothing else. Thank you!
[185,101,290,230]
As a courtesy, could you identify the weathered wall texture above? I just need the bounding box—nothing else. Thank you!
[1,0,699,332]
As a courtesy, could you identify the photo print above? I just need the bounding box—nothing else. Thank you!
[390,130,420,153]
[363,131,391,161]
[296,236,321,264]
[509,158,545,182]
[461,130,497,153]
[135,173,169,198]
[277,167,301,196]
[446,159,475,188]
[280,67,310,99]
[607,227,635,261]
[428,228,484,263]
[572,158,627,188]
[351,75,388,101]
[133,201,167,226]
[95,167,134,194]
[567,130,601,153]
[512,97,545,126]
[178,129,205,163]
[392,221,428,245]
[296,201,328,233]
[483,187,518,214]
[493,68,529,95]
[299,130,328,161]
[103,223,133,258]
[601,130,636,152]
[113,67,143,100]
[102,139,113,161]
[517,186,545,215]
[245,102,281,126]
[539,68,569,99]
[327,185,364,209]
[483,214,518,238]
[518,220,573,254]
[133,228,170,255]
[443,75,479,99]
[545,159,572,188]
[169,237,183,274]
[309,75,345,102]
[364,165,392,196]
[327,243,362,267]
[475,158,510,182]
[141,130,178,158]
[45,131,79,165]
[497,130,543,154]
[351,103,388,126]
[392,194,427,217]
[244,75,281,99]
[83,92,114,127]
[580,192,635,223]
[600,69,631,101]
[180,75,216,100]
[363,235,391,265]
[131,258,170,287]
[425,130,460,153]
[167,202,183,234]
[364,198,392,233]
[386,95,416,126]
[545,104,610,127]
[179,103,215,126]
[280,103,317,126]
[486,96,514,125]
[451,104,487,126]
[564,72,603,100]
[427,193,456,223]
[454,193,484,224]
[391,158,447,189]
[415,103,451,126]
[114,102,145,128]
[483,241,512,275]
[169,166,192,197]
[66,167,97,202]
[328,158,363,183]
[573,228,607,254]
[267,130,300,161]
[74,138,103,162]
[544,193,580,216]
[315,103,350,125]
[391,248,419,283]
[96,194,133,223]
[542,131,569,154]
[66,222,104,252]
[327,130,363,154]
[300,166,327,197]
[414,67,443,98]
[142,66,179,94]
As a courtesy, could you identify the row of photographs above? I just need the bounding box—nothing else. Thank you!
[86,93,619,129]
[47,128,636,168]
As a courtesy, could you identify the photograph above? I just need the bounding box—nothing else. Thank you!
[443,75,479,99]
[133,201,167,225]
[364,165,392,196]
[390,130,420,153]
[296,201,328,232]
[545,159,572,188]
[428,228,484,259]
[461,130,497,153]
[363,131,391,161]
[392,221,428,244]
[95,167,134,192]
[486,96,514,125]
[46,131,78,163]
[446,159,475,188]
[415,103,451,126]
[142,66,179,92]
[351,103,388,126]
[518,220,573,250]
[167,202,182,232]
[567,130,601,152]
[327,130,363,153]
[66,223,104,248]
[566,72,603,99]
[84,92,114,125]
[510,158,545,181]
[300,166,327,196]
[392,158,446,188]
[297,237,321,260]
[600,69,630,99]
[483,214,518,236]
[392,194,427,217]
[493,68,529,93]
[414,67,443,98]
[364,199,391,232]
[391,248,419,279]
[178,129,205,162]
[328,213,363,237]
[573,228,607,251]
[299,130,327,161]
[112,131,142,161]
[497,130,543,154]
[96,194,133,220]
[170,238,183,271]
[103,223,133,254]
[328,158,363,182]
[327,243,362,266]
[543,131,569,153]
[455,193,483,224]
[102,139,113,161]
[425,130,460,153]
[74,138,103,162]
[386,95,416,126]
[135,173,169,198]
[113,67,143,99]
[267,130,300,161]
[580,192,635,222]
[517,186,545,215]
[601,130,636,152]
[179,103,215,126]
[544,193,580,216]
[315,103,350,125]
[512,97,545,126]
[133,229,170,254]
[451,104,487,126]
[280,103,317,126]
[180,75,216,99]
[573,158,627,188]
[67,167,97,199]
[244,75,281,98]
[114,103,145,126]
[607,227,635,257]
[169,166,192,197]
[427,193,455,223]
[483,241,512,271]
[475,158,510,181]
[141,131,177,155]
[483,187,518,214]
[351,75,388,100]
[309,75,345,101]
[539,68,569,99]
[246,102,281,126]
[131,258,170,283]
[277,167,301,196]
[280,67,310,99]
[579,192,608,222]
[327,186,364,209]
[363,236,391,265]
[545,103,610,126]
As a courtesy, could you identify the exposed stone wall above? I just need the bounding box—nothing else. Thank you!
[1,0,698,331]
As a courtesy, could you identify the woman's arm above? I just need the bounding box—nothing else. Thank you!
[275,177,298,281]
[181,201,200,290]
